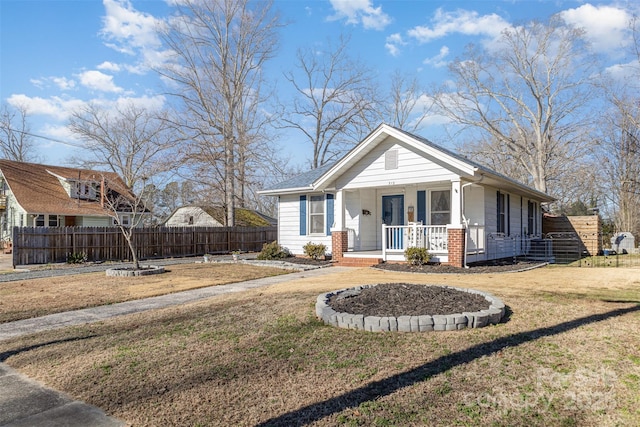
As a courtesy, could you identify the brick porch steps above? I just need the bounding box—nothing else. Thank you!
[336,257,382,267]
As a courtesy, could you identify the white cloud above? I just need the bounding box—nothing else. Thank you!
[52,77,76,91]
[114,94,166,112]
[6,94,85,121]
[77,70,123,93]
[328,0,391,30]
[408,8,510,43]
[100,0,162,52]
[385,33,405,56]
[559,4,632,53]
[604,61,639,81]
[39,124,85,149]
[29,78,45,89]
[423,45,450,68]
[97,61,121,72]
[99,0,168,71]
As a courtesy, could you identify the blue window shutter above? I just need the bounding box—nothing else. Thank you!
[417,191,426,224]
[299,195,307,235]
[326,194,334,236]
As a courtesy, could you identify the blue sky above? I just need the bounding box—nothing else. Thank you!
[1,0,639,168]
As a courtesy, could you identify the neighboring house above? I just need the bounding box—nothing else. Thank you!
[164,205,276,227]
[0,159,144,242]
[259,124,554,267]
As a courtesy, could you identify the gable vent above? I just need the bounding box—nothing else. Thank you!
[385,149,398,170]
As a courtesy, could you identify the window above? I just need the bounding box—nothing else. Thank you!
[300,194,333,236]
[121,215,131,227]
[35,214,45,227]
[48,215,59,227]
[188,216,194,225]
[71,180,97,200]
[497,191,510,234]
[527,201,537,236]
[309,195,325,234]
[430,190,450,225]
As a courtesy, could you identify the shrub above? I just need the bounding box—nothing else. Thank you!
[404,247,430,266]
[67,252,87,264]
[303,242,327,260]
[257,241,290,260]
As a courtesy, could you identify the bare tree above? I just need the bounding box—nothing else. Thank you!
[380,70,433,133]
[68,101,178,189]
[596,17,640,235]
[0,103,40,162]
[432,17,598,194]
[596,96,640,235]
[99,174,151,270]
[281,35,378,169]
[158,0,282,226]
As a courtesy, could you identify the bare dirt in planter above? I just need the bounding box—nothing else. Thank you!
[374,260,544,274]
[328,283,491,317]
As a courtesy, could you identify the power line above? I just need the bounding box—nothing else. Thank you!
[5,127,85,148]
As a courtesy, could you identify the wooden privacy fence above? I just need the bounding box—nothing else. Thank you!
[12,226,277,266]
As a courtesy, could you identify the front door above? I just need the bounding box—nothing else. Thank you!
[382,195,404,226]
[382,195,404,249]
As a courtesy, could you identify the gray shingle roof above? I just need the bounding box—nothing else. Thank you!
[261,162,336,192]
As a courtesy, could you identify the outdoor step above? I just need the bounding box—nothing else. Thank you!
[337,258,382,267]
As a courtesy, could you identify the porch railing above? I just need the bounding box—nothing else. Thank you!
[466,224,485,256]
[382,224,448,259]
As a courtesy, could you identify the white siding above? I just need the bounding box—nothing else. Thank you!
[165,207,221,227]
[336,137,458,189]
[344,191,361,250]
[463,185,485,227]
[77,216,110,227]
[484,186,499,236]
[278,194,332,255]
[359,189,377,250]
[483,186,541,238]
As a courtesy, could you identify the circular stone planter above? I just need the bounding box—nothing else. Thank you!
[316,285,506,332]
[105,265,166,277]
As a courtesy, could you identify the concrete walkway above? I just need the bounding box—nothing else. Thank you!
[0,265,350,426]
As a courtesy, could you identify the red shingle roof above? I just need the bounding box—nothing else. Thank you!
[0,159,134,216]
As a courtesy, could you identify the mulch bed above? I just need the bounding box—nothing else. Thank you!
[328,283,490,317]
[374,260,544,274]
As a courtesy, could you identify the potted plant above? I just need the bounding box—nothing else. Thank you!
[232,250,240,261]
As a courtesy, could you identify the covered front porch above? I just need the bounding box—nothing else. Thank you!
[330,180,485,267]
[340,223,487,265]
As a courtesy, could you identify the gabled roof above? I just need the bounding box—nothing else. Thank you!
[0,159,135,216]
[167,205,276,227]
[260,123,554,202]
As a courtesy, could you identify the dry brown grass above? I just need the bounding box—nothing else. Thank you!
[1,266,639,426]
[0,263,289,323]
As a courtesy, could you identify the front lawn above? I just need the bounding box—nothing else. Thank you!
[0,263,290,323]
[1,266,638,426]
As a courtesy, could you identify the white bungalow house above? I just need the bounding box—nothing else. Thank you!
[259,124,554,267]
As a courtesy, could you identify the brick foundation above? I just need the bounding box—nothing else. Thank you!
[447,227,466,268]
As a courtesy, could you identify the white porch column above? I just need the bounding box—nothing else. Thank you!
[450,179,462,226]
[331,189,345,231]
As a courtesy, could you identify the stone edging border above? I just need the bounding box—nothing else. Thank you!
[316,284,506,332]
[105,265,166,277]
